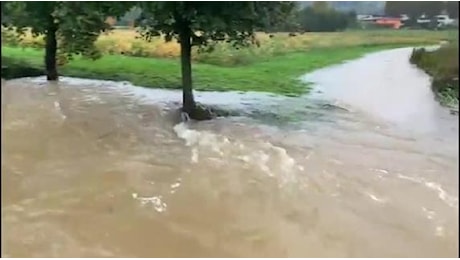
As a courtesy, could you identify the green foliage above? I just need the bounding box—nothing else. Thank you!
[385,1,448,18]
[298,2,356,32]
[1,27,22,46]
[410,43,459,106]
[2,29,453,66]
[54,2,130,59]
[267,8,301,32]
[135,1,295,115]
[2,2,51,36]
[297,1,385,15]
[1,1,132,60]
[137,2,295,50]
[445,1,459,19]
[3,28,451,96]
[1,56,44,79]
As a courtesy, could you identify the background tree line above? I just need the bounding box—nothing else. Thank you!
[385,1,459,18]
[275,1,459,33]
[110,2,358,33]
[296,2,356,32]
[250,1,357,33]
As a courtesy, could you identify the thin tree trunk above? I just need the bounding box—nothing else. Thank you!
[45,14,58,81]
[179,26,196,115]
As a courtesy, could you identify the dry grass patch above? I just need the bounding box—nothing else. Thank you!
[7,28,455,66]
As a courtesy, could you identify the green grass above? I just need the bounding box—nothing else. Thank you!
[410,43,459,108]
[2,44,424,96]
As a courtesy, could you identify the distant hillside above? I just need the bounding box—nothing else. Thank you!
[298,1,385,15]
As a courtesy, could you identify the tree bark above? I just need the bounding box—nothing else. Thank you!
[45,14,58,81]
[179,25,196,115]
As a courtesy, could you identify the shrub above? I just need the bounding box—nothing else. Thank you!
[1,27,21,46]
[1,29,455,67]
[297,5,355,32]
[410,43,459,104]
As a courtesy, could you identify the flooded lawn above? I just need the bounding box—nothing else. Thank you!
[1,48,458,257]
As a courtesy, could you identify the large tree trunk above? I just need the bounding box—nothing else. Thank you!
[45,14,58,81]
[179,26,196,116]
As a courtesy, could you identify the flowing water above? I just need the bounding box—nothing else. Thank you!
[1,48,458,257]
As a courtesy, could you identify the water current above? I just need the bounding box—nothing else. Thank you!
[1,47,458,257]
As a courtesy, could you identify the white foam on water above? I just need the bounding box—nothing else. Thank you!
[172,121,301,185]
[191,148,199,164]
[173,122,222,150]
[397,174,458,209]
[170,179,181,190]
[132,193,167,212]
[425,182,459,209]
[435,226,445,237]
[373,168,389,174]
[81,95,103,103]
[53,101,67,120]
[265,143,296,172]
[422,207,436,220]
[365,192,388,203]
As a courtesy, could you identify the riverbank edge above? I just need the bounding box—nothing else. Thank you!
[2,56,44,79]
[2,43,430,96]
[409,45,459,112]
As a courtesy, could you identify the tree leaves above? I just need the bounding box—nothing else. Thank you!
[298,4,354,32]
[384,1,446,18]
[137,2,295,50]
[2,1,134,60]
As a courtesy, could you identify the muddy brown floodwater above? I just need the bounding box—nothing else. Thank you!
[1,48,458,257]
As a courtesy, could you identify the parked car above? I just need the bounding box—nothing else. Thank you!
[416,14,431,24]
[357,14,378,22]
[434,15,455,27]
[400,14,410,22]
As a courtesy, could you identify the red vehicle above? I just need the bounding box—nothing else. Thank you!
[374,17,403,29]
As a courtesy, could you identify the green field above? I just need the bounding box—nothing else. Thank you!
[1,45,415,95]
[2,30,456,96]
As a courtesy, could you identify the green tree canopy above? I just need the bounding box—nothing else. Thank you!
[445,1,458,18]
[137,1,295,119]
[297,3,355,32]
[385,1,446,18]
[2,1,131,80]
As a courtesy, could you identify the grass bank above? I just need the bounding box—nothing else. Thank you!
[3,29,456,66]
[2,30,456,95]
[2,44,419,95]
[410,43,459,109]
[1,56,43,79]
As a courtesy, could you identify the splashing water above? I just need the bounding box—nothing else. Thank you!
[2,48,458,257]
